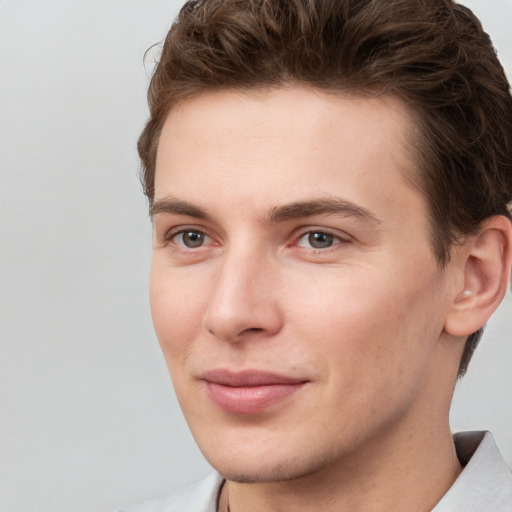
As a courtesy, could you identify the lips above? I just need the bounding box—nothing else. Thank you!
[201,369,308,414]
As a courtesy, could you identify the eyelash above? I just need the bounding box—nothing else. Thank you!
[164,227,215,249]
[294,229,348,251]
[163,226,350,253]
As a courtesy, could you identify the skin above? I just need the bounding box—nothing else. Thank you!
[150,86,470,512]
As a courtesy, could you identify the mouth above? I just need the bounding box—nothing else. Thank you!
[200,369,308,415]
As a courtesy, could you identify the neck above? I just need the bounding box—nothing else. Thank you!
[220,420,462,512]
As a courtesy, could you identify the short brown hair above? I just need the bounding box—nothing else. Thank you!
[138,0,512,376]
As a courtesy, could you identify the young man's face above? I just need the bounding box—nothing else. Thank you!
[150,87,460,482]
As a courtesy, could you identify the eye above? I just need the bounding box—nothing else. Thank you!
[171,229,212,249]
[296,230,342,249]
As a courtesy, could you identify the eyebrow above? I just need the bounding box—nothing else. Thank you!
[150,197,213,221]
[150,196,380,224]
[268,198,380,224]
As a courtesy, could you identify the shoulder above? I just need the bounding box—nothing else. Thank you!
[118,472,224,512]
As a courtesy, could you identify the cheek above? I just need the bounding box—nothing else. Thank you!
[149,265,208,363]
[295,280,443,440]
[290,265,444,384]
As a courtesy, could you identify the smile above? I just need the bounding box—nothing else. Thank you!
[201,370,308,415]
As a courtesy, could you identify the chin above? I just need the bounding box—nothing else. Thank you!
[210,449,339,484]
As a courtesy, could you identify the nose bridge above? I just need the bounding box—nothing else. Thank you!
[202,241,281,342]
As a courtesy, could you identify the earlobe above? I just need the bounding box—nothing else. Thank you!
[445,216,512,337]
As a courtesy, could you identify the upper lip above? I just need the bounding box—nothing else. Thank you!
[200,369,308,387]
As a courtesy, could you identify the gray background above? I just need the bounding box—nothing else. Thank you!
[0,1,511,511]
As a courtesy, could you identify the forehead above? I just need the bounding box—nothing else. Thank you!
[154,86,423,224]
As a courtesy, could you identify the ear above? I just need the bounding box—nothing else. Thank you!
[444,216,512,337]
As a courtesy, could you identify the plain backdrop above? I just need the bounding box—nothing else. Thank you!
[1,1,511,511]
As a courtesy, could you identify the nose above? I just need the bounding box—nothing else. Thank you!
[201,249,283,343]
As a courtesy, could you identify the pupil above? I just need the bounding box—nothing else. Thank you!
[183,231,204,248]
[309,232,333,249]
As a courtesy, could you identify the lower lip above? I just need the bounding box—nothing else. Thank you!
[205,382,305,415]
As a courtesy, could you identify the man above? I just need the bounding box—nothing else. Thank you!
[123,0,512,510]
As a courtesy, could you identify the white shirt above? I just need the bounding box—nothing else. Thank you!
[119,431,512,512]
[433,431,512,511]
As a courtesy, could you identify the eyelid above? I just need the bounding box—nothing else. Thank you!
[161,224,217,248]
[164,226,194,241]
[292,227,352,250]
